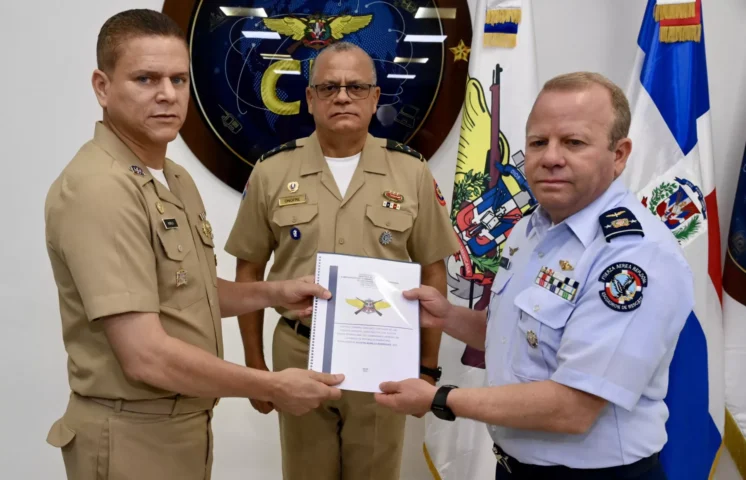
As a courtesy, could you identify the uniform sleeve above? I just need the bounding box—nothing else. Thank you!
[224,164,275,264]
[407,163,460,266]
[58,175,159,321]
[550,241,694,411]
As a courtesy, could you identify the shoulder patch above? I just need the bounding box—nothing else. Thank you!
[598,262,648,312]
[599,207,644,242]
[258,140,298,162]
[385,139,425,161]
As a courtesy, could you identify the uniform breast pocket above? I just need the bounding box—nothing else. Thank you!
[362,205,413,261]
[195,223,217,287]
[271,204,318,260]
[156,229,204,310]
[509,287,575,381]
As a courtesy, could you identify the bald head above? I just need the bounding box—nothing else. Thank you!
[309,42,377,86]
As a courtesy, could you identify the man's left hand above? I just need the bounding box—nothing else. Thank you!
[274,276,331,314]
[374,378,438,417]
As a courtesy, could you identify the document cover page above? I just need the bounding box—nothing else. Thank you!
[308,252,421,393]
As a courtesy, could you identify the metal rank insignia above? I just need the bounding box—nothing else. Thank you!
[383,191,404,203]
[526,330,538,348]
[176,269,188,287]
[535,266,579,302]
[509,247,519,256]
[382,200,401,210]
[130,165,144,176]
[379,230,393,245]
[287,181,299,193]
[155,201,165,214]
[199,212,213,239]
[559,260,574,271]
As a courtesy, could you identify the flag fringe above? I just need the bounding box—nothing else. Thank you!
[660,25,701,43]
[422,443,443,480]
[485,8,522,25]
[654,2,696,21]
[725,408,746,478]
[483,33,517,48]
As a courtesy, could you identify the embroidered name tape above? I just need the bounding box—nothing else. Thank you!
[278,194,307,207]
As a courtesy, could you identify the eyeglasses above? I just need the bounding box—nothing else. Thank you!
[311,83,376,100]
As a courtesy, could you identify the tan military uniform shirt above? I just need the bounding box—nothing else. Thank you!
[45,122,222,401]
[225,132,459,313]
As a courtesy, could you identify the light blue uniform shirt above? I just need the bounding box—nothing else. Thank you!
[485,178,693,468]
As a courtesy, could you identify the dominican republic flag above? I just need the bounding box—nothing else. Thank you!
[429,0,539,478]
[622,1,725,478]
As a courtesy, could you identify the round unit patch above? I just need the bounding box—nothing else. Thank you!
[290,227,301,240]
[598,262,648,312]
[434,180,446,206]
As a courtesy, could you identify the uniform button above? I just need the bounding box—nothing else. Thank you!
[501,337,507,344]
[338,238,345,245]
[292,216,298,223]
[177,245,183,252]
[386,221,391,227]
[538,252,545,258]
[533,304,540,312]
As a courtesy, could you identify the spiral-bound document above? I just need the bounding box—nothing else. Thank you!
[308,252,421,393]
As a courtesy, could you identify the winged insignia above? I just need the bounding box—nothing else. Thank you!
[345,298,391,316]
[611,275,636,302]
[606,210,625,218]
[263,14,373,51]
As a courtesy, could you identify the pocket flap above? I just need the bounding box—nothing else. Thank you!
[46,418,75,448]
[514,286,575,329]
[492,271,513,296]
[272,204,318,227]
[365,205,413,232]
[157,230,192,261]
[195,223,215,248]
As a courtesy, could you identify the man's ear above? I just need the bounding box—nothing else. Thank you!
[92,69,111,109]
[613,137,633,178]
[306,86,314,115]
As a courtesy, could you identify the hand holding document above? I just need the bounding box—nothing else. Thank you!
[308,253,421,393]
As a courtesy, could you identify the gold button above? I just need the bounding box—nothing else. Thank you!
[386,221,391,226]
[533,305,540,312]
[338,238,345,245]
[292,216,298,223]
[177,245,183,252]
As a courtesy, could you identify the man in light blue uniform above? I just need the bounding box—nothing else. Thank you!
[374,72,692,479]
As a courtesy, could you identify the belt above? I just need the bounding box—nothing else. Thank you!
[76,393,218,416]
[283,317,311,339]
[493,444,661,479]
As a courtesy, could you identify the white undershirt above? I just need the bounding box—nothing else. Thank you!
[148,167,170,191]
[325,153,361,197]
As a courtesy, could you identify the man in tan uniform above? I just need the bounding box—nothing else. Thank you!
[225,41,460,480]
[44,10,343,480]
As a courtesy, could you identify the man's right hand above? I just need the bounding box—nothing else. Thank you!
[402,285,452,330]
[246,359,275,414]
[269,369,344,416]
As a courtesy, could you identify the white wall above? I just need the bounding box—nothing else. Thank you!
[1,0,743,478]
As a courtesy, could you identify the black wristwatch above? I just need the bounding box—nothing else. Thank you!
[430,385,458,421]
[420,365,442,383]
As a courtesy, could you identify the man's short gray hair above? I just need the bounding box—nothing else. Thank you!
[309,41,377,85]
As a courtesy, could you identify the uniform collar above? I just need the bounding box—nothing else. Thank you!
[528,178,628,247]
[299,131,388,176]
[93,122,184,208]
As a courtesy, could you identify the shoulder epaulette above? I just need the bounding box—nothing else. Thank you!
[258,140,298,162]
[384,139,425,161]
[599,207,644,243]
